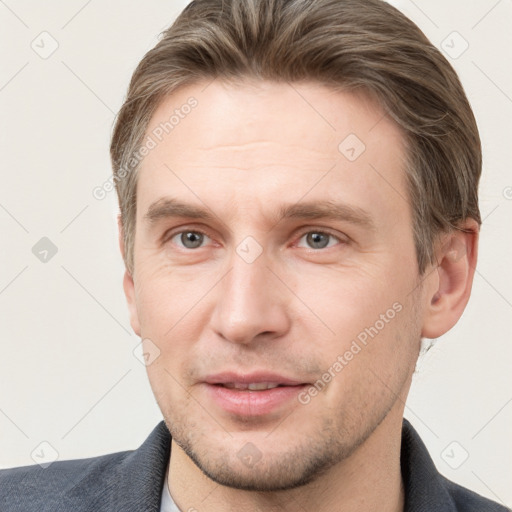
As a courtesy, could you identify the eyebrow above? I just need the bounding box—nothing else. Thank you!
[143,197,375,231]
[144,197,216,224]
[276,201,375,230]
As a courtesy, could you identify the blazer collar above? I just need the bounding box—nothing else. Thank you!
[106,420,171,512]
[401,418,456,511]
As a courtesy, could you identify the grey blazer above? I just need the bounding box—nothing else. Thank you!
[0,418,508,511]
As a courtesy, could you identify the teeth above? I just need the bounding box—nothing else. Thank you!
[248,382,279,390]
[223,382,280,390]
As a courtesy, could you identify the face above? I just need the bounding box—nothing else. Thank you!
[124,80,429,491]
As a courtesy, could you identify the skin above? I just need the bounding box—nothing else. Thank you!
[120,80,478,512]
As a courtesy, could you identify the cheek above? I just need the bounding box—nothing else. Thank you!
[293,263,409,335]
[291,262,421,395]
[135,261,204,328]
[134,263,218,372]
[316,296,420,418]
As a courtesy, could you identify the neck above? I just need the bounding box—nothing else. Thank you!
[168,408,405,512]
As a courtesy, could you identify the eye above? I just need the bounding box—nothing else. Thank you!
[168,230,211,249]
[296,231,343,250]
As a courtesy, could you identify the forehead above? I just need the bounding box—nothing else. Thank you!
[136,79,409,225]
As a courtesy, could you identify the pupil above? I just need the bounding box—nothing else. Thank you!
[182,232,203,248]
[307,232,328,249]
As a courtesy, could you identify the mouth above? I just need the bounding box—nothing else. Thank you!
[216,382,293,391]
[202,372,310,416]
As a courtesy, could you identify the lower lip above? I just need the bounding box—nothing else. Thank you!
[204,383,307,416]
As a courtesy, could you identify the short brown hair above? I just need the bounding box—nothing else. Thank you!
[110,0,481,276]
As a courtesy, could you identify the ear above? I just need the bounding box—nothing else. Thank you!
[421,219,479,339]
[118,215,141,337]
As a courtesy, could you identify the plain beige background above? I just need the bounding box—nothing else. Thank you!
[0,0,511,507]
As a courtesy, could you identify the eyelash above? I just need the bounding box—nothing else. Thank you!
[295,229,345,250]
[163,227,346,251]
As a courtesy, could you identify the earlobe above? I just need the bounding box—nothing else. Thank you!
[421,219,479,339]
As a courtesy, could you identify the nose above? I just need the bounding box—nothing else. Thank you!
[209,251,292,345]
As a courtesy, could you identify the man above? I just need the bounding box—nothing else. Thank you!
[0,0,508,511]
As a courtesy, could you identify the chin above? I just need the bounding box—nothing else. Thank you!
[186,444,336,491]
[171,425,358,492]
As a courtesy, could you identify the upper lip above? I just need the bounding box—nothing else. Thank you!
[204,371,308,386]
